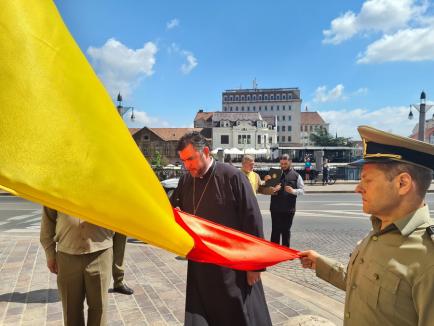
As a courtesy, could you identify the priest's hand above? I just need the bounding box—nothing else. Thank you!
[247,271,261,286]
[299,250,319,270]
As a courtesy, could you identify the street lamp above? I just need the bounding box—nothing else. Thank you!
[116,92,135,120]
[408,91,433,141]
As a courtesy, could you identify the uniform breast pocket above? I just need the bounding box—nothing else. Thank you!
[361,262,401,315]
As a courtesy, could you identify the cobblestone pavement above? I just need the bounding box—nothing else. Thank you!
[0,235,339,326]
[270,227,367,303]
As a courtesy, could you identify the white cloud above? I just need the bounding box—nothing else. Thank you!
[320,106,415,139]
[126,110,170,128]
[323,0,434,63]
[168,43,198,75]
[181,52,198,74]
[166,18,180,30]
[323,0,420,44]
[357,27,434,63]
[87,38,157,97]
[314,84,345,103]
[353,87,369,95]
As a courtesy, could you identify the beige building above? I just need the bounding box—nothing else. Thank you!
[409,118,434,144]
[300,111,329,146]
[222,87,302,145]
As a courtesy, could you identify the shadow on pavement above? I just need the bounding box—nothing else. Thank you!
[0,289,60,303]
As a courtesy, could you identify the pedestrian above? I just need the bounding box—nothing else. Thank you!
[171,132,272,326]
[304,157,312,181]
[299,126,434,325]
[111,233,134,295]
[264,154,304,247]
[322,159,329,185]
[40,207,113,326]
[240,154,273,195]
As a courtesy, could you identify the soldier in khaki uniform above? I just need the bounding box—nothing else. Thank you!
[111,233,134,295]
[300,126,434,326]
[40,207,113,326]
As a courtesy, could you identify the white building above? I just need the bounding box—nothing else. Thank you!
[222,87,302,145]
[212,112,277,154]
[410,117,434,144]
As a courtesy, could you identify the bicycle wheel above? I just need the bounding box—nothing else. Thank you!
[328,176,336,185]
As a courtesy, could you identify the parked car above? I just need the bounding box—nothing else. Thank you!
[160,178,179,199]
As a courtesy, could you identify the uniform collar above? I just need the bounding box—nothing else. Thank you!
[371,205,431,236]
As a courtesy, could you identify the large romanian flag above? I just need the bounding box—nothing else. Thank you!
[0,0,298,270]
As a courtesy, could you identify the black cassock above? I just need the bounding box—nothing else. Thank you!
[171,161,272,326]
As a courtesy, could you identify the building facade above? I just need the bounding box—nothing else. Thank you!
[222,88,302,145]
[132,127,208,164]
[409,118,434,144]
[211,112,277,154]
[300,111,330,146]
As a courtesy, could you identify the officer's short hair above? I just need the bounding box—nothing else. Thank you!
[176,132,209,152]
[375,162,432,198]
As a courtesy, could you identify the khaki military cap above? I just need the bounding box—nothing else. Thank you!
[350,125,434,171]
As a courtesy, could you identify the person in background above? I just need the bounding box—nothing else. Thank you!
[304,157,312,181]
[240,154,273,195]
[322,159,329,186]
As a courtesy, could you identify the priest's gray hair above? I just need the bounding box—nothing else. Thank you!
[177,131,209,152]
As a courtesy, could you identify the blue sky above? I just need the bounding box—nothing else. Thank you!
[54,0,434,139]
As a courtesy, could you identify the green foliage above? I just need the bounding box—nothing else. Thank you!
[309,129,353,147]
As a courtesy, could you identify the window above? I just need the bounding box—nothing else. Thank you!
[230,107,233,112]
[277,116,280,121]
[259,106,261,111]
[276,94,280,100]
[264,95,268,100]
[281,136,285,142]
[221,135,229,144]
[144,135,150,141]
[277,105,279,111]
[230,96,233,101]
[282,126,286,132]
[300,126,303,131]
[258,135,261,144]
[288,136,292,142]
[241,107,244,111]
[310,126,313,131]
[288,105,292,111]
[271,106,273,111]
[253,95,256,101]
[270,95,274,101]
[235,95,239,101]
[236,106,239,111]
[224,96,227,101]
[253,106,256,111]
[288,115,291,121]
[241,95,245,101]
[282,106,286,111]
[247,135,251,144]
[143,148,149,155]
[282,94,286,100]
[224,106,227,111]
[282,116,286,121]
[265,106,268,111]
[238,135,242,144]
[258,95,262,101]
[304,125,308,131]
[288,126,292,132]
[247,106,250,111]
[269,136,272,143]
[277,136,280,142]
[277,126,280,132]
[288,93,292,99]
[247,95,251,101]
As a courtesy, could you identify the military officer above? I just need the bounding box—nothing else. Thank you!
[300,125,434,325]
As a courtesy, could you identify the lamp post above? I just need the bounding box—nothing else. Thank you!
[116,92,135,120]
[408,91,433,141]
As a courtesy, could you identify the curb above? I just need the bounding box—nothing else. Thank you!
[262,273,344,326]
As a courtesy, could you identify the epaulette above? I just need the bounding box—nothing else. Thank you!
[426,226,434,243]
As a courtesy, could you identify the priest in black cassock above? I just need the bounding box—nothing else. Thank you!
[171,132,272,326]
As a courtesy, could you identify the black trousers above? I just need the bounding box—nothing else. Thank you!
[270,210,295,247]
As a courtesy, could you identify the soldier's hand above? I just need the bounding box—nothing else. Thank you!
[299,250,319,270]
[264,175,272,181]
[47,259,58,274]
[284,185,294,193]
[247,271,261,286]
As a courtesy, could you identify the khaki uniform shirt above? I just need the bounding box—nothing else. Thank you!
[40,207,113,261]
[316,205,434,326]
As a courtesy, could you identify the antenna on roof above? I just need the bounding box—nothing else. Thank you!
[305,105,308,112]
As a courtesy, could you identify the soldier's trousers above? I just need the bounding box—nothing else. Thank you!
[57,248,112,326]
[112,232,127,287]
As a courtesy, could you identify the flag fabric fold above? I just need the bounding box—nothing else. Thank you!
[175,209,300,270]
[0,0,300,271]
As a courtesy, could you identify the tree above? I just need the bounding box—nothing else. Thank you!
[309,129,353,147]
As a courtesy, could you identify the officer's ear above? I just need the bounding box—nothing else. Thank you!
[396,172,413,196]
